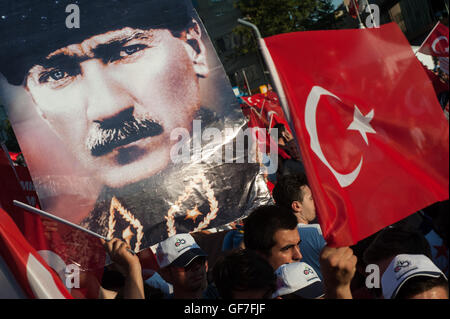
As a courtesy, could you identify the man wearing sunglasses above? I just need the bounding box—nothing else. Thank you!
[155,233,208,299]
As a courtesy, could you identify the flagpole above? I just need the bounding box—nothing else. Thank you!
[259,98,265,117]
[363,0,377,27]
[13,200,108,240]
[1,142,21,185]
[351,0,366,29]
[242,69,252,95]
[13,200,138,254]
[237,19,300,152]
[237,19,291,120]
[268,112,274,132]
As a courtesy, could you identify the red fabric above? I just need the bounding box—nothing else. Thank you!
[0,150,44,242]
[241,92,293,158]
[0,207,72,298]
[242,92,290,129]
[418,22,449,58]
[8,152,21,162]
[264,23,449,246]
[241,94,266,110]
[242,105,291,159]
[0,149,105,298]
[422,65,449,96]
[348,0,360,18]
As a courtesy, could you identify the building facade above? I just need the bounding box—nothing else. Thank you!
[336,0,449,44]
[194,0,269,95]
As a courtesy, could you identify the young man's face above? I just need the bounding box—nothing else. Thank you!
[25,24,207,188]
[298,185,316,222]
[268,228,302,271]
[166,256,208,294]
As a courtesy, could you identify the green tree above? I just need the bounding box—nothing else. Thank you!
[232,0,339,56]
[4,119,21,152]
[0,104,21,152]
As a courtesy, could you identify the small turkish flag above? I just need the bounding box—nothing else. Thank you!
[241,94,266,110]
[418,22,449,58]
[263,23,449,246]
[242,92,290,129]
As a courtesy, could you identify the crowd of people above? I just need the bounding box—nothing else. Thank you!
[96,170,448,300]
[0,0,447,301]
[60,55,450,299]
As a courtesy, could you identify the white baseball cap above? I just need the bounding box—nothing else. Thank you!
[381,254,447,299]
[155,233,207,269]
[272,262,324,299]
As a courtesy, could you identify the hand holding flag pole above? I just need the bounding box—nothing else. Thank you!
[13,200,136,255]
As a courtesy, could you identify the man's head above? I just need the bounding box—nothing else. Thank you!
[155,233,208,298]
[381,254,448,299]
[244,205,302,270]
[362,227,432,267]
[212,249,277,299]
[0,0,209,188]
[273,123,287,145]
[272,173,316,224]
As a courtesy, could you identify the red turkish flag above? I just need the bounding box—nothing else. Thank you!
[421,64,449,97]
[241,94,266,110]
[0,207,72,298]
[265,98,288,129]
[242,92,290,130]
[418,22,449,58]
[241,103,291,159]
[263,23,449,246]
[0,149,106,298]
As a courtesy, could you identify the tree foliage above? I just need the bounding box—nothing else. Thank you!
[232,0,338,56]
[0,105,21,152]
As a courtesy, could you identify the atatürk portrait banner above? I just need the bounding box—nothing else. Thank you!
[0,0,272,251]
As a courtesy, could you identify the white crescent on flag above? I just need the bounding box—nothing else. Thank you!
[432,36,449,55]
[26,253,68,299]
[305,86,376,188]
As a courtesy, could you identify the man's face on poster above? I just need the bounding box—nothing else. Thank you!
[24,21,208,188]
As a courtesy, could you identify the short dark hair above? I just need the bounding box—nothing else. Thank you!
[272,173,309,209]
[244,205,298,257]
[363,227,432,265]
[212,249,276,299]
[273,123,286,132]
[394,275,449,299]
[0,0,193,85]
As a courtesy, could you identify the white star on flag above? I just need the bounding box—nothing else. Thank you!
[347,105,376,145]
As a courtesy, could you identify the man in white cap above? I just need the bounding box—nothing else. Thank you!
[363,227,448,299]
[381,254,448,299]
[273,262,325,299]
[155,233,208,299]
